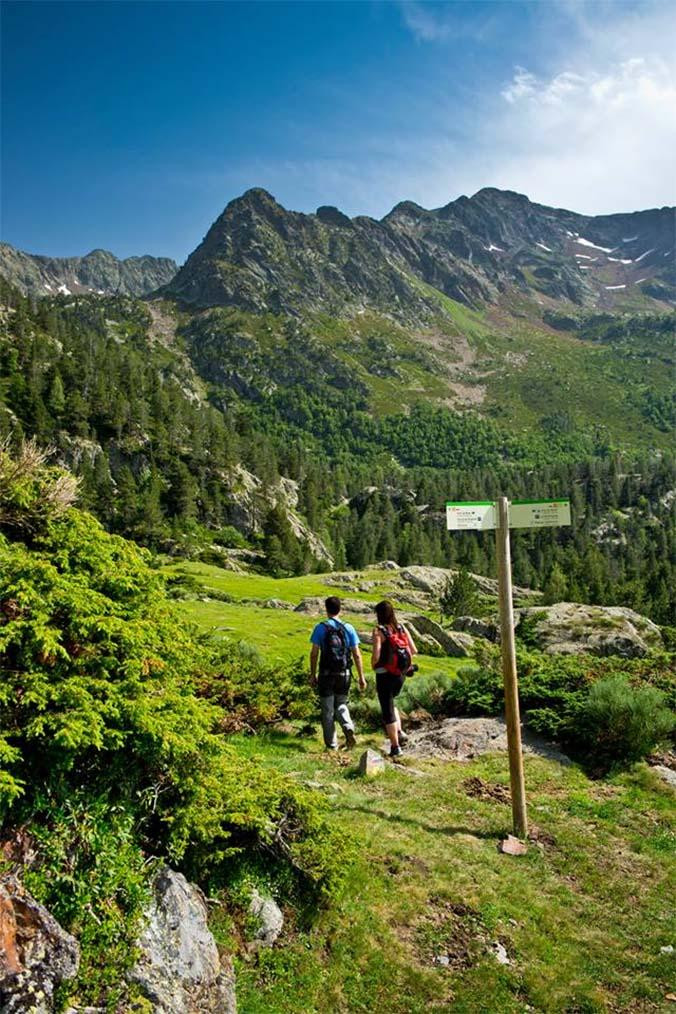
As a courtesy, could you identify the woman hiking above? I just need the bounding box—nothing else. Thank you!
[371,600,417,757]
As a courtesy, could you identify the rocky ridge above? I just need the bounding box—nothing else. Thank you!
[0,243,177,298]
[162,187,676,317]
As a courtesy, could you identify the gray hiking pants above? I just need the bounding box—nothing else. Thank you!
[319,693,354,749]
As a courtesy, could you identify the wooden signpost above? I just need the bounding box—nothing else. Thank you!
[446,496,571,838]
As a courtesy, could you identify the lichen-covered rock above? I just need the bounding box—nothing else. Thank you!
[403,622,447,657]
[0,875,79,1013]
[652,765,676,790]
[130,867,236,1014]
[452,616,499,642]
[516,603,663,657]
[248,890,283,947]
[408,615,475,657]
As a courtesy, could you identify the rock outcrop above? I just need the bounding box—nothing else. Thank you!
[452,615,499,642]
[294,596,374,617]
[0,875,79,1013]
[219,466,333,566]
[130,867,236,1014]
[405,717,570,764]
[516,603,663,657]
[408,615,475,658]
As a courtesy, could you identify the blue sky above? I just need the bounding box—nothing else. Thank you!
[2,0,674,262]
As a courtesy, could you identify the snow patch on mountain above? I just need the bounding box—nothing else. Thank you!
[576,238,614,253]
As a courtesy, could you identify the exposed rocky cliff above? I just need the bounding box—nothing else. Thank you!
[162,187,675,317]
[0,243,177,298]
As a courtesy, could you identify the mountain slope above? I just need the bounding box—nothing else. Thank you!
[0,243,177,297]
[162,187,675,317]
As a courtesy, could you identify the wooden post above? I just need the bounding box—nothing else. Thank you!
[495,496,528,838]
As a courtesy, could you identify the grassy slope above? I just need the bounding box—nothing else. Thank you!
[166,561,466,678]
[169,571,675,1012]
[229,729,675,1014]
[309,293,673,451]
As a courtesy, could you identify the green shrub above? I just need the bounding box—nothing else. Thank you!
[399,672,462,716]
[661,625,676,652]
[22,796,150,1010]
[439,567,478,622]
[427,642,675,769]
[0,446,345,908]
[199,646,313,732]
[574,675,674,770]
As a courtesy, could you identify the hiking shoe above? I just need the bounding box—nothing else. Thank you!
[390,745,403,758]
[345,729,357,749]
[398,729,409,744]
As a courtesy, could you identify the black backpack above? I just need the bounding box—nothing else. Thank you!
[320,620,351,675]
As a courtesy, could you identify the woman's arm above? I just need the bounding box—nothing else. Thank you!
[371,628,383,670]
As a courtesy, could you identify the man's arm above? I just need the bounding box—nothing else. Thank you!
[351,646,367,691]
[309,643,320,687]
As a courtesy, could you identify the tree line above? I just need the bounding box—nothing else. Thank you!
[0,279,673,623]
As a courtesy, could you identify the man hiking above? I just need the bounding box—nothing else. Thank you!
[309,596,366,750]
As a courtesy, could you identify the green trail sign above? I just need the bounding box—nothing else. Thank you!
[445,495,571,839]
[446,499,571,531]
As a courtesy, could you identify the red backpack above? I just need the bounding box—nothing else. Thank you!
[379,625,412,676]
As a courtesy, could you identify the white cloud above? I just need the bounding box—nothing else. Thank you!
[502,68,538,104]
[491,55,676,212]
[399,1,450,42]
[167,1,676,257]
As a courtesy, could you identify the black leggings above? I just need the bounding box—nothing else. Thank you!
[376,671,405,725]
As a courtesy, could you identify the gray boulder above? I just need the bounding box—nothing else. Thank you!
[403,622,447,657]
[248,889,283,947]
[398,566,539,605]
[294,596,374,618]
[261,598,294,610]
[409,615,475,658]
[406,717,570,765]
[452,615,499,642]
[516,603,663,657]
[130,867,236,1014]
[652,765,676,790]
[0,875,79,1013]
[359,749,386,777]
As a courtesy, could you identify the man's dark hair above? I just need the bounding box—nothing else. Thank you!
[325,596,341,616]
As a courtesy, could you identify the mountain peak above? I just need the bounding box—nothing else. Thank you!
[229,187,279,210]
[316,205,352,228]
[162,186,676,315]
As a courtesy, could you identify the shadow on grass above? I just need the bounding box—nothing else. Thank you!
[339,803,502,841]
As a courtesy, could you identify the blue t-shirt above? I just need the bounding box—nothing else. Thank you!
[310,617,360,649]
